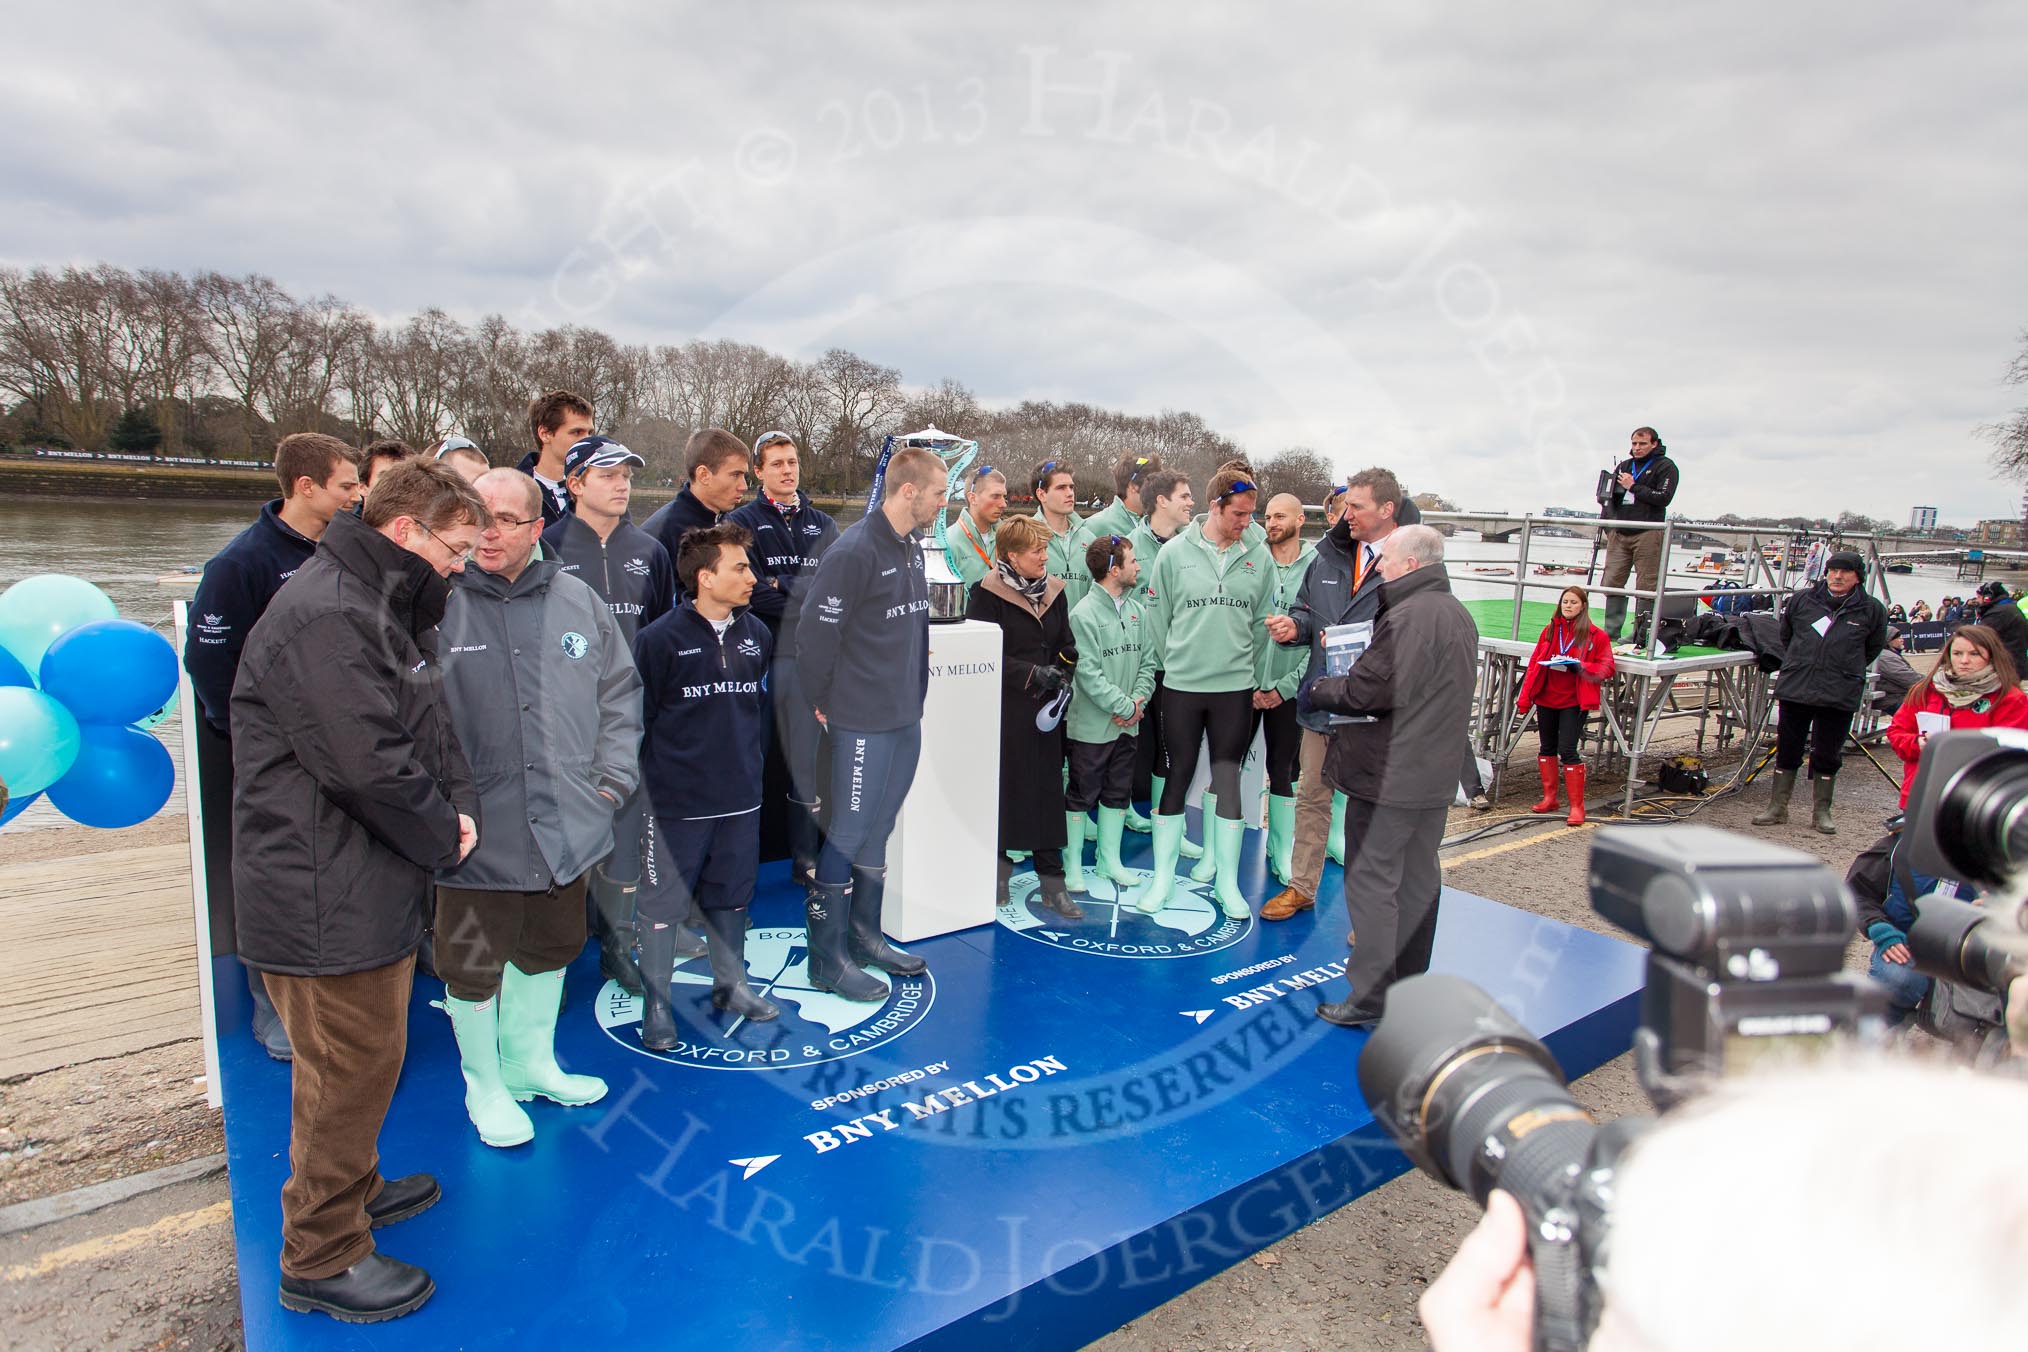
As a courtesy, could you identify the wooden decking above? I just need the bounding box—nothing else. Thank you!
[0,845,201,1079]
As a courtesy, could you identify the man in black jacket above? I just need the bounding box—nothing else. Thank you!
[230,459,486,1324]
[186,433,363,1060]
[541,434,676,992]
[1304,525,1476,1028]
[642,426,750,562]
[1263,466,1401,921]
[1596,426,1680,642]
[797,447,946,1001]
[727,430,840,886]
[1974,580,2028,674]
[1753,551,1888,835]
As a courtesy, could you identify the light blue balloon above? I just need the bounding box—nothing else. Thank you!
[137,687,179,731]
[0,645,30,689]
[0,575,118,676]
[39,620,180,727]
[46,724,175,829]
[0,687,83,798]
[0,788,39,826]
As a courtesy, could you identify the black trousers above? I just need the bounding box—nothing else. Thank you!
[1340,798,1446,1021]
[1158,687,1254,818]
[1536,705,1588,764]
[1134,672,1172,800]
[1068,735,1137,811]
[1250,698,1302,796]
[1774,700,1854,777]
[642,811,761,921]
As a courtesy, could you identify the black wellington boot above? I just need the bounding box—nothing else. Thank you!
[806,882,889,1002]
[786,797,824,893]
[848,867,926,976]
[588,868,646,995]
[636,923,681,1052]
[700,907,779,1021]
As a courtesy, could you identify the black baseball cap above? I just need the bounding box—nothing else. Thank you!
[564,435,645,479]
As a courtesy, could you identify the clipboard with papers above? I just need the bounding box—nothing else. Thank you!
[1320,621,1377,725]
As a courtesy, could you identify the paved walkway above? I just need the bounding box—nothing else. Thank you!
[0,843,201,1079]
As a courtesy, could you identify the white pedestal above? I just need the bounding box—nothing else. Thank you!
[884,620,1002,941]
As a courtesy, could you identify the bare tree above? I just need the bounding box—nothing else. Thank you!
[451,314,534,460]
[272,295,371,438]
[0,266,128,451]
[1986,328,2028,481]
[132,270,207,453]
[196,272,296,455]
[810,347,904,475]
[373,309,470,451]
[1257,445,1335,505]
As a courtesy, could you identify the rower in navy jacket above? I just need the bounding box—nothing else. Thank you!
[541,434,677,992]
[726,430,840,888]
[641,427,750,562]
[796,446,947,1000]
[631,522,780,1046]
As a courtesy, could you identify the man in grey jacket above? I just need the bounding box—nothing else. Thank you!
[433,469,643,1147]
[1304,525,1476,1028]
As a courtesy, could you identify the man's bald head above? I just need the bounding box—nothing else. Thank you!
[1264,492,1305,547]
[470,469,545,581]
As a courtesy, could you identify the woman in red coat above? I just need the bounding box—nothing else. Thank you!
[1887,624,2028,809]
[1515,586,1617,823]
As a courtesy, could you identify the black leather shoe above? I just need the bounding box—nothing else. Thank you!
[279,1252,434,1323]
[1316,999,1380,1029]
[366,1174,441,1229]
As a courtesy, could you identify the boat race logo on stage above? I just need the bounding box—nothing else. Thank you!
[595,926,934,1071]
[997,872,1251,958]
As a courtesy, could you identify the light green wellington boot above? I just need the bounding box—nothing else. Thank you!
[1211,816,1250,918]
[1154,775,1204,860]
[1063,812,1089,892]
[1093,806,1138,886]
[442,994,534,1148]
[1266,794,1297,886]
[1327,792,1349,867]
[497,965,608,1108]
[1124,801,1154,833]
[1135,814,1186,913]
[1190,792,1220,883]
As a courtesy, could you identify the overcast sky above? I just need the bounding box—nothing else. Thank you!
[7,1,2025,524]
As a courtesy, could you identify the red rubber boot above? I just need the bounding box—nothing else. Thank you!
[1563,763,1588,826]
[1530,756,1560,814]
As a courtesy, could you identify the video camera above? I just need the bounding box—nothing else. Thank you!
[1357,728,2028,1351]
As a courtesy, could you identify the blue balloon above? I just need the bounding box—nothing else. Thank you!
[0,645,30,689]
[39,620,180,727]
[136,687,179,731]
[0,788,39,826]
[0,574,118,676]
[46,724,175,829]
[0,687,82,798]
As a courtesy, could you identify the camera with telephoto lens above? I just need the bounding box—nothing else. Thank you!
[1901,730,2028,1057]
[1358,826,1891,1352]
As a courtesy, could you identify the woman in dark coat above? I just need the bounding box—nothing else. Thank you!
[966,513,1080,918]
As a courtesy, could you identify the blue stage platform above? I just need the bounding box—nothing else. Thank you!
[216,821,1643,1350]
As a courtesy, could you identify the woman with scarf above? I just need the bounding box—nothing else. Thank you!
[1887,625,2028,808]
[1515,586,1616,824]
[966,513,1081,918]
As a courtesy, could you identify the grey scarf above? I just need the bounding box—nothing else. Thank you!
[1932,663,2003,710]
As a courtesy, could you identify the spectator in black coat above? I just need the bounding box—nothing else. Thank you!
[967,513,1081,920]
[1753,551,1888,836]
[230,460,487,1324]
[1974,580,2028,675]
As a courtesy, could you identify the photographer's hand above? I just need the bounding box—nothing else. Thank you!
[1420,1189,1535,1352]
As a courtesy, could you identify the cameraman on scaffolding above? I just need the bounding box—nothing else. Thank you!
[1595,427,1679,644]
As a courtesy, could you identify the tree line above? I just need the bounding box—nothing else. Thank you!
[0,263,1341,502]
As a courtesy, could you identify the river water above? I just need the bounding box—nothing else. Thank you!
[0,499,1994,835]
